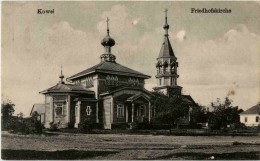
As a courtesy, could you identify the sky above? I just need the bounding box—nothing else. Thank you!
[2,1,260,116]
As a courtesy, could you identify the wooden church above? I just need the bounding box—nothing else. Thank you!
[39,10,197,129]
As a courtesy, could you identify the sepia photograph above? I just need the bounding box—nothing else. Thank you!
[1,1,260,160]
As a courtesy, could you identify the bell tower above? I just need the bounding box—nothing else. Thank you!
[153,9,182,96]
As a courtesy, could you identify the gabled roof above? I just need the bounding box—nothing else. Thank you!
[126,93,150,102]
[30,104,45,116]
[240,104,260,115]
[158,36,176,59]
[67,61,151,81]
[100,86,152,97]
[40,83,94,94]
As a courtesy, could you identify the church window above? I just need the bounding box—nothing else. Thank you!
[136,79,139,85]
[128,78,132,84]
[86,76,94,87]
[117,104,124,118]
[115,76,118,86]
[256,116,259,122]
[55,103,63,116]
[86,106,91,116]
[111,76,115,85]
[159,79,162,85]
[106,75,111,85]
[245,117,247,122]
[106,75,118,86]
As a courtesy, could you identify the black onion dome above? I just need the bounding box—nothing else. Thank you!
[163,23,169,30]
[101,35,115,47]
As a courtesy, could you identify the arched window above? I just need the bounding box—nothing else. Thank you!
[128,78,132,84]
[136,79,139,85]
[115,76,118,86]
[106,75,111,85]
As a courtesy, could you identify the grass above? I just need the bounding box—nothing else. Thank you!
[2,131,260,160]
[2,150,259,160]
[53,128,260,136]
[148,151,260,160]
[2,149,118,160]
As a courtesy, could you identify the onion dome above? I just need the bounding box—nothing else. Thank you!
[163,23,169,30]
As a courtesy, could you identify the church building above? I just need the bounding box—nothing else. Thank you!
[39,9,197,129]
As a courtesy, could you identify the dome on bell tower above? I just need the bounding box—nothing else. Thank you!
[101,35,115,47]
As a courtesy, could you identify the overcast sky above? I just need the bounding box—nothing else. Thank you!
[2,1,260,116]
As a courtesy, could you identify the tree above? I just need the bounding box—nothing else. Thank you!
[1,100,15,129]
[190,105,208,125]
[208,96,243,130]
[150,91,190,129]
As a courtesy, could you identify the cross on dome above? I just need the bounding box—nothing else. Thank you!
[164,8,168,18]
[106,17,110,35]
[163,8,170,34]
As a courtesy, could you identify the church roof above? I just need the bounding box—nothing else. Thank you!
[240,104,260,115]
[67,61,151,81]
[170,95,198,106]
[158,36,176,58]
[40,83,94,94]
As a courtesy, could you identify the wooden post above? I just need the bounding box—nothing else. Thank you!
[148,101,151,123]
[50,96,54,123]
[78,101,81,124]
[132,103,134,122]
[111,97,114,124]
[67,95,70,124]
[126,104,128,123]
[96,101,99,123]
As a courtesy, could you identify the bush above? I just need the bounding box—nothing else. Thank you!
[130,122,138,132]
[49,122,59,131]
[23,118,42,134]
[230,122,247,130]
[9,119,29,134]
[111,123,128,130]
[188,123,203,129]
[137,118,151,130]
[68,122,75,129]
[78,121,93,133]
[6,116,42,134]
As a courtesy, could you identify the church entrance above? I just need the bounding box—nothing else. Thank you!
[125,96,150,123]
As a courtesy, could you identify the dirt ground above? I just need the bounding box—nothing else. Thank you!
[2,132,260,160]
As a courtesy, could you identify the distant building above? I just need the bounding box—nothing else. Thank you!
[30,104,45,123]
[240,103,260,127]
